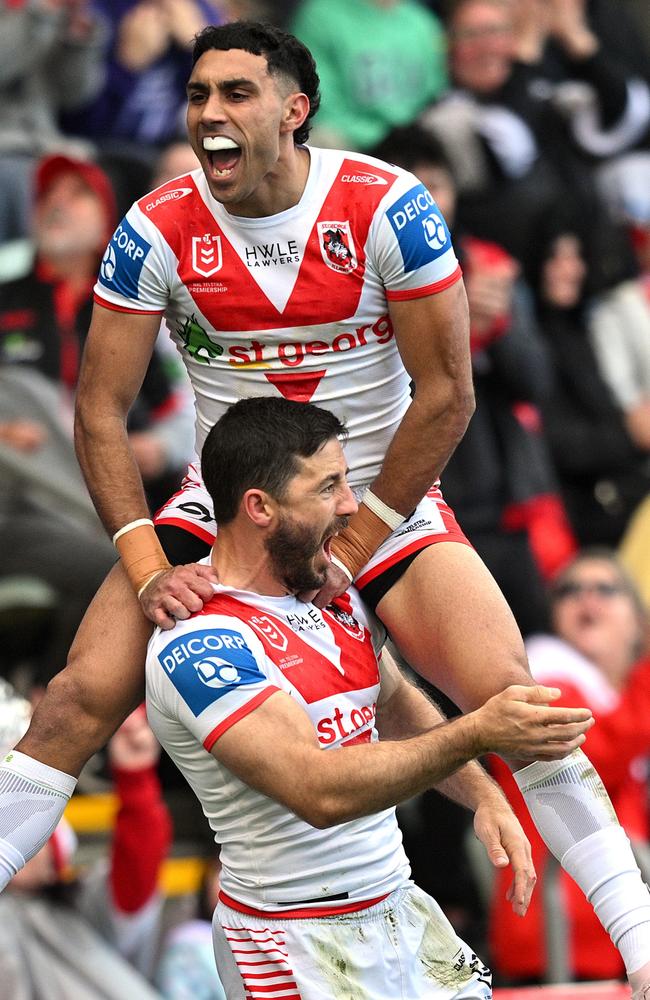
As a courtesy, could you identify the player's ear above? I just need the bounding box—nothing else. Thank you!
[243,489,275,527]
[280,92,309,137]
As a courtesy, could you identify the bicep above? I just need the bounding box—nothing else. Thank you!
[77,304,163,418]
[211,690,325,810]
[389,281,471,393]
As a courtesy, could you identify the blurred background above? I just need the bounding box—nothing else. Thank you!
[2,0,650,995]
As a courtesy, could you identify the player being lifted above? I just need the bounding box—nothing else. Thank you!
[1,21,649,996]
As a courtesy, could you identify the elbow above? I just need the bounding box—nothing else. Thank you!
[292,791,355,830]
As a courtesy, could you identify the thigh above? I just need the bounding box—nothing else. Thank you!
[376,542,532,712]
[18,561,152,775]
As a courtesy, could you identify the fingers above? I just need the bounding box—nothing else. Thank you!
[507,684,561,704]
[507,844,537,917]
[140,563,217,624]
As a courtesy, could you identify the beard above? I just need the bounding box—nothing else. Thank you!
[265,512,348,595]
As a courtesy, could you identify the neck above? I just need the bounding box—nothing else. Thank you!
[226,144,310,219]
[211,529,289,597]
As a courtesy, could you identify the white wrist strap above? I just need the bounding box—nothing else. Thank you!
[136,569,167,600]
[330,554,353,583]
[361,489,405,532]
[112,518,155,546]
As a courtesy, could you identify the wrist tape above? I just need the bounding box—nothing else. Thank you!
[112,519,171,597]
[329,496,400,580]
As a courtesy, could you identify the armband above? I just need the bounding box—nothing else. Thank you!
[113,519,171,597]
[361,489,405,532]
[329,499,398,581]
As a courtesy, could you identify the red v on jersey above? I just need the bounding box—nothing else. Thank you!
[198,594,380,704]
[263,369,327,402]
[141,160,398,333]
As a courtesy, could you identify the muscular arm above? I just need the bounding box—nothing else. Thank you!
[371,279,474,515]
[74,303,162,536]
[326,280,474,589]
[212,675,592,830]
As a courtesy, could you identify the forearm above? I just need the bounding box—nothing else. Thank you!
[378,679,503,813]
[370,386,474,515]
[435,758,504,813]
[298,714,479,827]
[75,403,151,537]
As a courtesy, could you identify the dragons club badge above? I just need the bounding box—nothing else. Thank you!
[318,220,357,273]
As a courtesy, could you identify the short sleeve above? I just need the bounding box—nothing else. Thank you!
[368,170,461,301]
[94,205,170,315]
[147,615,280,751]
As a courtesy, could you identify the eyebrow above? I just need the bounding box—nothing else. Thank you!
[186,77,258,96]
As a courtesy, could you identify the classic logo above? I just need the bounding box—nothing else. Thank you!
[176,314,223,364]
[341,172,388,185]
[248,614,288,652]
[145,187,193,211]
[318,220,357,273]
[192,233,223,277]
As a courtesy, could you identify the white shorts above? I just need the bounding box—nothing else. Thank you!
[155,464,469,598]
[212,884,491,1000]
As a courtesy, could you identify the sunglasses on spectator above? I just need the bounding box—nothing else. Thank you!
[552,580,626,600]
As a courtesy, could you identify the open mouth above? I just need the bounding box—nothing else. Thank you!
[203,136,242,178]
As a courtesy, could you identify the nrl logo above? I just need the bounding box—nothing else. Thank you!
[192,233,223,276]
[318,220,357,274]
[176,314,223,364]
[249,615,288,652]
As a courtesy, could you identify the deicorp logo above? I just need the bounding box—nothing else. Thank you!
[387,183,451,273]
[99,218,151,299]
[158,627,265,716]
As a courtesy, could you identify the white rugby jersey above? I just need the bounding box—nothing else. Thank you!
[95,147,461,489]
[145,583,412,910]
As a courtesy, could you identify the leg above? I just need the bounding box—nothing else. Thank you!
[377,540,650,989]
[0,561,150,890]
[376,542,532,711]
[17,560,151,776]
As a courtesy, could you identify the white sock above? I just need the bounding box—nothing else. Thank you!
[0,750,77,890]
[514,749,650,980]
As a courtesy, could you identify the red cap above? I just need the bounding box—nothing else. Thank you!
[35,154,118,243]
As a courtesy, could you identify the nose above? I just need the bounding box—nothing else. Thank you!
[199,92,228,127]
[337,483,358,518]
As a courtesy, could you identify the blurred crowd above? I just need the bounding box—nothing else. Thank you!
[2,0,650,994]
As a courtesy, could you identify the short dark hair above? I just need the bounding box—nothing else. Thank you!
[192,21,320,145]
[202,397,347,524]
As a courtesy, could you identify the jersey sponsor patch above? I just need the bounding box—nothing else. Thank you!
[387,183,451,273]
[158,627,265,716]
[98,218,151,299]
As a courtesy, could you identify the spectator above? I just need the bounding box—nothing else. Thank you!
[0,695,172,997]
[292,0,448,150]
[0,152,195,514]
[421,0,635,283]
[0,0,108,242]
[61,0,226,212]
[0,364,116,687]
[488,549,650,985]
[529,212,650,547]
[513,0,650,164]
